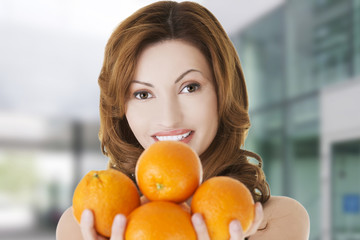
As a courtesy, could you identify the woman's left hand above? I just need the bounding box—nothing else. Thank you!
[191,202,264,240]
[243,202,264,238]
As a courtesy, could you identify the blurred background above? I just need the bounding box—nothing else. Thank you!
[0,0,359,239]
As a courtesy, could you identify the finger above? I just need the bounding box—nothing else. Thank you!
[229,220,244,240]
[245,202,264,236]
[110,214,127,240]
[191,213,210,240]
[140,195,150,205]
[80,209,98,240]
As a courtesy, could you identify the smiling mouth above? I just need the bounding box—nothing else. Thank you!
[154,131,192,141]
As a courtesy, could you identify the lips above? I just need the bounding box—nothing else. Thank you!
[152,129,194,143]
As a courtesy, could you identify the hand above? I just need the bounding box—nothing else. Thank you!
[244,202,264,237]
[80,209,126,240]
[191,202,264,240]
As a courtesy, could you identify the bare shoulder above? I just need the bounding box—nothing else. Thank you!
[56,206,83,240]
[251,196,310,240]
[263,196,309,219]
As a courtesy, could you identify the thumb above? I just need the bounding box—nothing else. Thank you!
[80,209,98,240]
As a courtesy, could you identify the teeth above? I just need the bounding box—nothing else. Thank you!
[156,131,191,141]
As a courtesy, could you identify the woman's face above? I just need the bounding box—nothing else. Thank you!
[125,40,219,155]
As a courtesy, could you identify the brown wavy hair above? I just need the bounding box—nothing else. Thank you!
[98,1,270,203]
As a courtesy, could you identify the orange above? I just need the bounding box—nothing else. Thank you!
[135,141,202,203]
[125,201,196,240]
[191,176,255,239]
[140,195,190,213]
[72,169,140,237]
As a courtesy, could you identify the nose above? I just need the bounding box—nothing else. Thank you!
[156,96,183,128]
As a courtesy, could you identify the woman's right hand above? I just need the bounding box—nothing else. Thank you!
[79,196,149,240]
[80,209,126,240]
[191,202,264,240]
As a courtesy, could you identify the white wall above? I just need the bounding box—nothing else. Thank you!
[320,77,360,240]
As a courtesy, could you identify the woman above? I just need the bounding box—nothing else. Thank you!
[57,1,310,239]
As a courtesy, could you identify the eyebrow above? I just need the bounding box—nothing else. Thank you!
[174,69,201,83]
[131,80,154,88]
[131,69,202,87]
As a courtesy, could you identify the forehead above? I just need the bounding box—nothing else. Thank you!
[134,40,212,81]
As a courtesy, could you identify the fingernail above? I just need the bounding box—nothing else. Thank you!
[230,220,242,232]
[81,209,92,224]
[256,203,262,213]
[192,213,203,226]
[113,214,126,227]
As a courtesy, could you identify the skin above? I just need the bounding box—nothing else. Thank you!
[125,40,219,156]
[56,40,310,240]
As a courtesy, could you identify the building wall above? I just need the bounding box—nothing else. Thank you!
[321,78,360,240]
[230,0,360,239]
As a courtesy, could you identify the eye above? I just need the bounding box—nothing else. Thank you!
[181,83,200,93]
[134,91,153,100]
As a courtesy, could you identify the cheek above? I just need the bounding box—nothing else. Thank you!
[184,96,218,156]
[183,93,218,129]
[125,102,151,137]
[199,92,218,138]
[201,101,218,137]
[199,92,218,121]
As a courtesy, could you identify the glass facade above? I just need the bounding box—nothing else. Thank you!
[0,119,106,239]
[231,0,360,239]
[313,0,354,87]
[332,140,360,238]
[354,0,360,76]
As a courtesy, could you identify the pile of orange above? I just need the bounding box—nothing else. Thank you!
[72,141,255,239]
